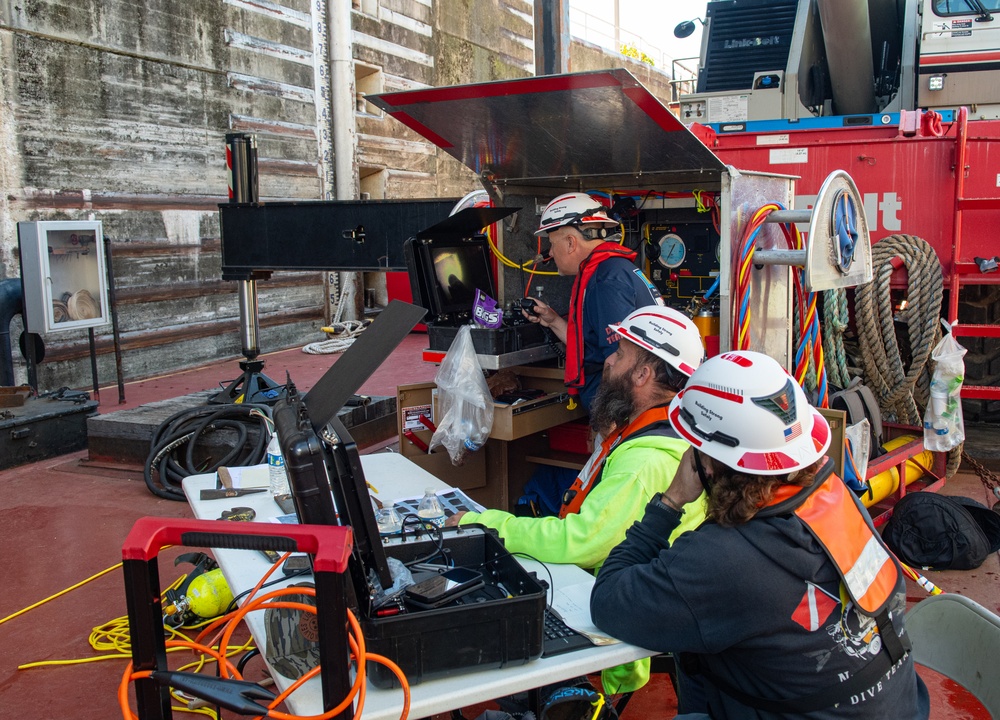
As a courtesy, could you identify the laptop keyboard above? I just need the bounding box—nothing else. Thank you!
[542,608,593,657]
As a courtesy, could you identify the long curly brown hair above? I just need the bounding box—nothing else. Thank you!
[705,456,822,527]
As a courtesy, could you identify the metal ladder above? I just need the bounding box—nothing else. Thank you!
[947,106,1000,403]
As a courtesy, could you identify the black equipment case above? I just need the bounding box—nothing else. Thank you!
[402,206,547,356]
[273,300,546,688]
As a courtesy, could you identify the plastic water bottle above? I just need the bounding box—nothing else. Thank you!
[416,488,446,528]
[376,506,403,535]
[267,433,290,499]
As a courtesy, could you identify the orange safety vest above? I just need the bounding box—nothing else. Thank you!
[762,464,899,617]
[558,405,673,518]
[685,462,909,714]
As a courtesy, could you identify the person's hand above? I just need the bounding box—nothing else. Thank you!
[444,511,467,527]
[522,298,558,325]
[664,448,707,509]
[522,298,568,342]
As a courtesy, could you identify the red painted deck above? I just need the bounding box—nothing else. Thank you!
[0,334,994,718]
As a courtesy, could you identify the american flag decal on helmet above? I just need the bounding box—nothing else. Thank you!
[752,378,798,425]
[783,422,802,442]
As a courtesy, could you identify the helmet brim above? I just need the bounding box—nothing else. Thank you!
[608,321,700,377]
[534,216,620,236]
[669,394,832,476]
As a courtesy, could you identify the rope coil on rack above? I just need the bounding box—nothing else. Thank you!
[854,235,943,425]
[823,288,852,390]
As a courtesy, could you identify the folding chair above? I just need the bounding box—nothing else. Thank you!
[906,593,1000,717]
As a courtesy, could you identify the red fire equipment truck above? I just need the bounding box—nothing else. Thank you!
[678,0,1000,418]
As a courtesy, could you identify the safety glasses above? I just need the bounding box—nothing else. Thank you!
[628,325,680,357]
[678,406,740,448]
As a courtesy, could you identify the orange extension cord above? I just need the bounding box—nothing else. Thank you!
[118,586,410,720]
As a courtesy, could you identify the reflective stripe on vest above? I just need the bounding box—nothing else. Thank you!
[558,405,672,518]
[791,471,897,616]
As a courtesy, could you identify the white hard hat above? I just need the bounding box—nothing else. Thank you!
[609,306,705,378]
[535,192,618,236]
[669,351,831,475]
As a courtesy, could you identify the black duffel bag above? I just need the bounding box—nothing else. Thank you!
[883,493,1000,570]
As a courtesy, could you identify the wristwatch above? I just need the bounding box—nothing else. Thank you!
[652,492,682,514]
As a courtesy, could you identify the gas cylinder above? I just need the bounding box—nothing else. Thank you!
[692,305,720,357]
[185,568,235,619]
[860,435,934,508]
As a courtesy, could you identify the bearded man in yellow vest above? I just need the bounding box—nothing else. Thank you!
[446,305,709,695]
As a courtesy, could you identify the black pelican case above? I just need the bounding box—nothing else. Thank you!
[273,300,546,688]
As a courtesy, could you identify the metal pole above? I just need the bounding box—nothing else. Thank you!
[752,249,808,266]
[763,209,812,225]
[87,328,100,403]
[238,279,260,361]
[104,235,126,404]
[534,0,570,75]
[226,133,261,362]
[214,133,282,404]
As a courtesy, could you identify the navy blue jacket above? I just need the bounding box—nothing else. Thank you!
[577,256,661,409]
[591,498,930,719]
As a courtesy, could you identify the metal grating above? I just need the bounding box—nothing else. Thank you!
[698,0,800,93]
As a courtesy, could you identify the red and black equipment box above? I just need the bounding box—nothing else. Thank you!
[121,517,355,720]
[273,299,547,688]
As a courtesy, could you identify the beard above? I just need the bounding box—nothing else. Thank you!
[589,363,637,437]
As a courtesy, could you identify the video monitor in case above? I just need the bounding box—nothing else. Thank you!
[403,206,518,323]
[421,239,495,318]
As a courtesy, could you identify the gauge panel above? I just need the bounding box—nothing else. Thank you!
[643,220,720,307]
[656,233,687,268]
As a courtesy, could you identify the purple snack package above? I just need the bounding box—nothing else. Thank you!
[472,289,503,328]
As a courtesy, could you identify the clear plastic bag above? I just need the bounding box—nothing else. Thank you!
[923,331,967,452]
[429,325,494,465]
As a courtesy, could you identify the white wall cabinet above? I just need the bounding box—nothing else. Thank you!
[18,221,110,333]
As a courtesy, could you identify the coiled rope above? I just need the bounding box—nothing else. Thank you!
[303,281,368,354]
[822,287,852,391]
[854,235,943,426]
[303,320,368,354]
[826,236,962,477]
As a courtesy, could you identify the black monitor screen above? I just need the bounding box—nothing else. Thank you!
[424,240,495,317]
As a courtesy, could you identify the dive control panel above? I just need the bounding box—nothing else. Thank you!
[643,220,720,307]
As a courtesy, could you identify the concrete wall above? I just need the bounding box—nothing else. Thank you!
[0,0,674,393]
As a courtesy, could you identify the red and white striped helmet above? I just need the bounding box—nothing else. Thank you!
[609,306,704,378]
[535,193,618,236]
[669,351,831,475]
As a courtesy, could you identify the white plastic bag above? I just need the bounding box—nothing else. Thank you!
[923,331,967,452]
[429,326,494,465]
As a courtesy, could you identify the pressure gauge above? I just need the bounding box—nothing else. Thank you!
[715,241,721,263]
[656,233,687,269]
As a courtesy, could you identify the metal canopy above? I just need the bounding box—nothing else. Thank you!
[369,69,728,193]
